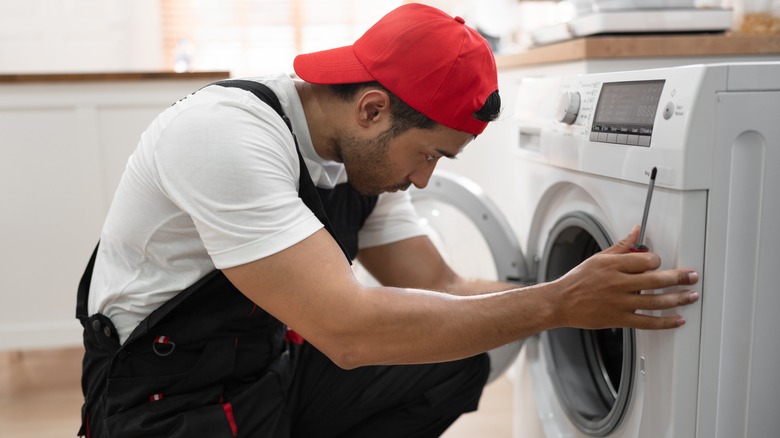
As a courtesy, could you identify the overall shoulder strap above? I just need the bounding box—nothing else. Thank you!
[76,244,98,324]
[214,79,293,130]
[213,80,352,262]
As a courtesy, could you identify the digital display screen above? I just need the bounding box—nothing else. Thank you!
[591,80,665,146]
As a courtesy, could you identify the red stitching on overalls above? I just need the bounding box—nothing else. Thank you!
[222,402,238,437]
[284,328,304,345]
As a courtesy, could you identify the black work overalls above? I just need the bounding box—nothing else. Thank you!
[76,81,489,438]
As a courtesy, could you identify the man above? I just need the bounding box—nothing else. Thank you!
[76,4,699,437]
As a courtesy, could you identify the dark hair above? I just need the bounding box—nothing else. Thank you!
[474,90,501,123]
[328,82,501,138]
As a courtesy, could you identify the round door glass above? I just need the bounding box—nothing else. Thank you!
[539,212,634,436]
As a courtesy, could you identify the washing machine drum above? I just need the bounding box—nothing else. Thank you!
[539,212,635,436]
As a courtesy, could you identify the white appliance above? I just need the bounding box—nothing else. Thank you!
[531,0,733,46]
[512,62,780,437]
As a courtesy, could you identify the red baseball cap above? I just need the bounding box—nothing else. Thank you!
[293,3,498,135]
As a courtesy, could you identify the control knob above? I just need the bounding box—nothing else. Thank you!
[556,91,581,125]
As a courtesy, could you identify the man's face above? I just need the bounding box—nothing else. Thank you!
[337,124,473,196]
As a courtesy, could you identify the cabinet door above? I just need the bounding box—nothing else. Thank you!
[0,79,220,350]
[0,105,104,349]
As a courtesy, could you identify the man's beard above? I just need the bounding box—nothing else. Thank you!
[335,128,404,196]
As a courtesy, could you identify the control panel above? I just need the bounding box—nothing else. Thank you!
[589,80,665,147]
[515,62,780,188]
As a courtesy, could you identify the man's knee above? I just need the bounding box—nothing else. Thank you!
[416,352,491,417]
[455,352,491,411]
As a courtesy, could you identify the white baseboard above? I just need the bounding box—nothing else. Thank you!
[0,320,83,351]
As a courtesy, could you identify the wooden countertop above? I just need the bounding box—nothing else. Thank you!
[496,33,780,68]
[0,71,231,84]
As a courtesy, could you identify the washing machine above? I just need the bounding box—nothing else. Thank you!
[511,62,780,437]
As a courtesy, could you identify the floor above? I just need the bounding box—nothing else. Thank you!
[0,347,513,437]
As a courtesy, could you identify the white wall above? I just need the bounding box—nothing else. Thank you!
[0,0,164,73]
[0,0,522,76]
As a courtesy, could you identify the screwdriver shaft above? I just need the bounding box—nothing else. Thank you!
[637,167,658,246]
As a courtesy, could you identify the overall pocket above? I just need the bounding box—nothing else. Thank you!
[103,337,237,437]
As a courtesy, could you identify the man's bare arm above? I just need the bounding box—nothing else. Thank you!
[357,235,515,295]
[223,227,699,370]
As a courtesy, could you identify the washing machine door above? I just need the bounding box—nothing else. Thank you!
[408,170,531,383]
[534,212,635,436]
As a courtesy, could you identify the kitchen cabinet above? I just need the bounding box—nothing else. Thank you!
[0,72,228,350]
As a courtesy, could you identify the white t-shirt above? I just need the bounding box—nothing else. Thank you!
[89,74,426,343]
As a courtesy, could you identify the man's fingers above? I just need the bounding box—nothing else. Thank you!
[678,270,699,285]
[601,225,640,255]
[624,313,687,330]
[558,241,700,331]
[624,269,700,292]
[627,289,700,312]
[609,252,662,274]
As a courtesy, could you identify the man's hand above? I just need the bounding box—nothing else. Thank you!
[551,225,700,330]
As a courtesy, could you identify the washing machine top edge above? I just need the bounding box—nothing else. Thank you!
[513,62,780,190]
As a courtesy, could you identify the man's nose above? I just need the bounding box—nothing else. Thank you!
[408,163,436,189]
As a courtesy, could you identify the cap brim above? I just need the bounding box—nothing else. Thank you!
[293,45,376,85]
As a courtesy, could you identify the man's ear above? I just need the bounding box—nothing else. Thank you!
[356,89,391,128]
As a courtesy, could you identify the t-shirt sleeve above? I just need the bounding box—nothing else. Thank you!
[357,191,428,249]
[152,93,324,269]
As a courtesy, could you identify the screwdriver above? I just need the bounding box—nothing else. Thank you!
[630,167,657,253]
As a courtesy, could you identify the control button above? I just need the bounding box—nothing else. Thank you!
[616,134,628,144]
[104,326,112,338]
[556,91,581,125]
[663,101,675,120]
[598,132,608,142]
[92,319,101,332]
[607,133,618,143]
[590,131,598,142]
[638,136,651,147]
[627,135,640,145]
